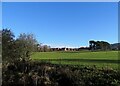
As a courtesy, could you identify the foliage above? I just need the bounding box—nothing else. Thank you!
[2,61,120,86]
[89,40,111,51]
[15,33,38,61]
[2,29,16,62]
[37,44,51,52]
[2,29,38,62]
[2,29,120,86]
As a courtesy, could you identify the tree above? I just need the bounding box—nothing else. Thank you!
[89,40,96,51]
[36,43,43,52]
[2,29,16,62]
[89,40,111,51]
[96,41,101,50]
[2,29,38,62]
[15,33,38,61]
[101,41,111,50]
[43,45,50,52]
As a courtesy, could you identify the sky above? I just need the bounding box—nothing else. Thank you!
[2,2,118,48]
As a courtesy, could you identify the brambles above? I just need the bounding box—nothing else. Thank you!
[2,61,120,86]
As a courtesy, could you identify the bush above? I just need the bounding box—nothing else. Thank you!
[2,61,120,86]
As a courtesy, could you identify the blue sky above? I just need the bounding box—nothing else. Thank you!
[3,2,118,48]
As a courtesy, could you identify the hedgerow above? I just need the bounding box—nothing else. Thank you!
[2,61,120,86]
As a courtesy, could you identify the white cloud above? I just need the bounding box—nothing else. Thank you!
[44,43,86,48]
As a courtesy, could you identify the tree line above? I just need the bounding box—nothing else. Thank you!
[89,40,111,51]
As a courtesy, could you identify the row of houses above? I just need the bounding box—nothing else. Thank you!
[37,44,90,52]
[50,47,89,51]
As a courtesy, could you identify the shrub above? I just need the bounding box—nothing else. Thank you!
[2,61,120,86]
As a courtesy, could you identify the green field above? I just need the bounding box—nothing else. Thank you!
[31,51,119,69]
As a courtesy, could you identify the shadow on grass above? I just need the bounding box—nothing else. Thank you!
[37,59,120,64]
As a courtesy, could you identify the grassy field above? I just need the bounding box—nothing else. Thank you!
[31,51,119,69]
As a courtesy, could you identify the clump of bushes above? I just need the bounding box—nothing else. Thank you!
[2,61,120,86]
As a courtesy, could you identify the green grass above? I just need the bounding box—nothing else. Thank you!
[31,51,119,69]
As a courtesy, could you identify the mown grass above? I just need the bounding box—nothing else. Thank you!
[31,51,119,69]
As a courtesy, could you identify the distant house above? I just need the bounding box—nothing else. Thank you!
[111,43,120,50]
[50,47,89,52]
